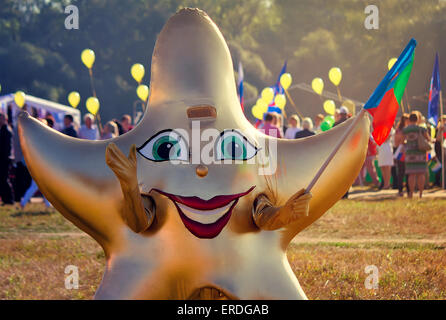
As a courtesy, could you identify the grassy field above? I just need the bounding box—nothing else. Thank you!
[0,197,445,300]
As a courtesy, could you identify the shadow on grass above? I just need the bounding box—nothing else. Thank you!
[11,210,53,217]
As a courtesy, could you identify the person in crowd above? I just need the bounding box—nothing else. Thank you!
[102,121,119,140]
[377,128,395,189]
[334,109,340,123]
[403,112,432,198]
[20,119,51,209]
[334,106,349,127]
[0,112,14,205]
[121,114,134,133]
[260,113,282,138]
[61,114,78,138]
[358,138,380,187]
[271,112,284,137]
[333,107,351,198]
[78,113,99,140]
[111,119,124,135]
[295,117,315,139]
[394,114,409,196]
[12,116,32,203]
[434,115,446,188]
[45,113,55,129]
[284,115,301,139]
[314,114,324,133]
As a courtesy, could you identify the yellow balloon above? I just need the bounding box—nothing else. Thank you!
[131,63,145,83]
[137,84,150,102]
[68,91,80,108]
[261,87,274,104]
[257,99,268,112]
[252,105,264,120]
[86,97,100,115]
[274,94,286,109]
[328,67,342,86]
[388,57,397,70]
[81,49,95,69]
[14,91,26,108]
[312,78,324,95]
[323,100,336,115]
[280,73,292,90]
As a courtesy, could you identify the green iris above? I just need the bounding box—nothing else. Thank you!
[221,135,247,160]
[152,136,181,161]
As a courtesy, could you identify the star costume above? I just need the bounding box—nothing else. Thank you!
[18,8,370,299]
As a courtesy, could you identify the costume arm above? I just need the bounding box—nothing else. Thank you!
[105,143,154,233]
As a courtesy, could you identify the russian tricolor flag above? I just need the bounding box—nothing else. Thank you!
[364,39,417,145]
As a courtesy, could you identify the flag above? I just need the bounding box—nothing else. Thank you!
[237,62,244,111]
[429,159,442,173]
[428,53,441,126]
[364,38,417,145]
[393,144,404,161]
[267,61,287,114]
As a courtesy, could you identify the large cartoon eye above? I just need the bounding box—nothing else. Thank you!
[215,130,258,161]
[137,129,189,162]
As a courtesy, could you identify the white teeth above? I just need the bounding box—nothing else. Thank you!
[177,201,235,224]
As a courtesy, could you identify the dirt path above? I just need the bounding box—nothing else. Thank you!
[292,237,446,245]
[348,187,446,200]
[1,231,445,246]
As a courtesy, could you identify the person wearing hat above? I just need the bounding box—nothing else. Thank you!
[333,106,349,127]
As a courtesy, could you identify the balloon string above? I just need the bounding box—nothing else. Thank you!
[284,89,304,119]
[336,86,343,102]
[306,109,366,193]
[88,68,103,133]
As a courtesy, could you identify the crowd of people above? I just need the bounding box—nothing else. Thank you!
[255,107,446,199]
[0,104,135,207]
[0,103,444,206]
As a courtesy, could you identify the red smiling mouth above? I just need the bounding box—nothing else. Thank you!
[151,186,255,238]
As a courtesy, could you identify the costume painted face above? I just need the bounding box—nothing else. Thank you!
[18,8,370,299]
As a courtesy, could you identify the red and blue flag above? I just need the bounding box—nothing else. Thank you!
[364,38,417,145]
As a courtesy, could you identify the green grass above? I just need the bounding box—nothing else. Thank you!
[0,196,445,299]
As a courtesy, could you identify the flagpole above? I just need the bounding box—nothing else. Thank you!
[306,109,366,192]
[440,90,445,189]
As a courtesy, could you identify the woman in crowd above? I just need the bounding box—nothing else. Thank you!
[393,114,409,196]
[377,128,395,189]
[101,121,119,140]
[314,114,324,133]
[295,117,315,139]
[403,112,432,198]
[271,112,284,138]
[284,115,301,139]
